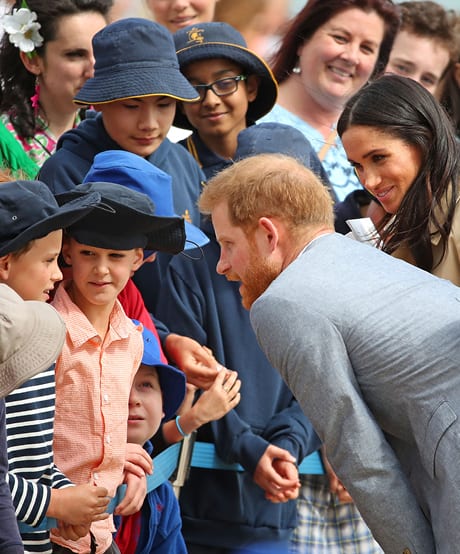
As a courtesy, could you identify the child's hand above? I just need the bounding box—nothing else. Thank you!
[124,442,153,477]
[192,369,241,425]
[53,522,91,541]
[115,471,147,516]
[48,484,110,525]
[164,333,220,389]
[253,445,300,503]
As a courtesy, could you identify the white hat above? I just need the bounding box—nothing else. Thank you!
[0,284,66,397]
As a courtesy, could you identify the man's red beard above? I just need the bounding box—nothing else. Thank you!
[239,246,280,310]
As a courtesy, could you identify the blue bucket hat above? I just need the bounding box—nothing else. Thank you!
[0,180,102,257]
[56,182,186,254]
[83,151,209,250]
[74,18,200,106]
[137,323,186,421]
[173,22,278,130]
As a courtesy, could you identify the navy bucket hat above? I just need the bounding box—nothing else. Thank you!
[0,180,101,257]
[56,182,186,254]
[137,323,186,421]
[173,22,278,130]
[83,151,209,250]
[74,18,200,106]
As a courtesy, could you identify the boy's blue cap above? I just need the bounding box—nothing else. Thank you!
[0,180,101,257]
[173,22,278,130]
[83,151,209,250]
[74,18,200,106]
[56,182,186,254]
[137,323,186,421]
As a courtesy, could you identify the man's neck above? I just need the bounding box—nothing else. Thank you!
[282,226,333,270]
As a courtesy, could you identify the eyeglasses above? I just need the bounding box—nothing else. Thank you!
[193,75,247,101]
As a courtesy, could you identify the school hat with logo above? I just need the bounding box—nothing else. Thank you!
[0,180,102,257]
[83,151,209,250]
[173,22,278,130]
[137,323,186,421]
[74,18,200,106]
[0,284,66,397]
[56,182,186,254]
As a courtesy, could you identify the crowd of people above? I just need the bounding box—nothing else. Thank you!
[0,0,458,553]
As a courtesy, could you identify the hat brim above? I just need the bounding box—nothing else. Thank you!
[156,364,186,421]
[174,43,278,130]
[57,190,186,254]
[0,192,102,257]
[74,65,200,105]
[0,300,66,397]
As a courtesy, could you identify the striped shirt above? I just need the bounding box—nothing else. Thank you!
[51,283,142,554]
[6,366,73,554]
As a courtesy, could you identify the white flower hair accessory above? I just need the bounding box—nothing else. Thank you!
[1,2,44,54]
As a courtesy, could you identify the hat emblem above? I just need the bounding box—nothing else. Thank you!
[187,27,204,44]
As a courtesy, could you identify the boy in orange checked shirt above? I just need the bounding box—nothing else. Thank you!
[50,181,186,554]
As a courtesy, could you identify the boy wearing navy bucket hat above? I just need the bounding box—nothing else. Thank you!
[39,18,207,269]
[114,324,188,554]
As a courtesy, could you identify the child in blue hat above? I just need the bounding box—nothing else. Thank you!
[115,325,188,554]
[39,17,206,244]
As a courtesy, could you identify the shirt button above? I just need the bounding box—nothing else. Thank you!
[103,394,109,403]
[94,472,99,481]
[106,435,111,444]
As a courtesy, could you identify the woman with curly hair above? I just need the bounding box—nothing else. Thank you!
[0,0,113,177]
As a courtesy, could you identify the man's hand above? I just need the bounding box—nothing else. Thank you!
[322,447,354,503]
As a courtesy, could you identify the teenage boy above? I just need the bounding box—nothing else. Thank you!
[50,181,186,554]
[0,180,111,554]
[385,0,457,95]
[114,325,188,554]
[39,17,204,228]
[0,283,67,554]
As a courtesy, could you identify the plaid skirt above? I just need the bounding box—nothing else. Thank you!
[289,474,384,554]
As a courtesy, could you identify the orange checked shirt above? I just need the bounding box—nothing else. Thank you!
[51,282,143,554]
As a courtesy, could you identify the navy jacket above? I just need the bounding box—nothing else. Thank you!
[115,442,186,554]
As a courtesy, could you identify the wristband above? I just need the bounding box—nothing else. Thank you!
[175,415,190,438]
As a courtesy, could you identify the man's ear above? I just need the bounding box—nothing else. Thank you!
[246,75,260,103]
[19,51,42,76]
[257,216,279,252]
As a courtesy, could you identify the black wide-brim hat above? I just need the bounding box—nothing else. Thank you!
[173,22,278,130]
[0,180,102,257]
[74,18,200,106]
[56,182,186,255]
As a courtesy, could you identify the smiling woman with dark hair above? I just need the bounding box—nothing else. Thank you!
[339,74,460,283]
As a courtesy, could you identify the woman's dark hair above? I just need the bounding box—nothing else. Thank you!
[0,0,113,139]
[270,0,401,84]
[338,74,460,271]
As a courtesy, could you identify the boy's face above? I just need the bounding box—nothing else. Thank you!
[95,96,177,157]
[181,58,258,144]
[62,237,143,311]
[0,230,63,301]
[128,364,164,445]
[386,31,451,95]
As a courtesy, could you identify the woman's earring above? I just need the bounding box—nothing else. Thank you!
[30,76,40,116]
[292,64,301,75]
